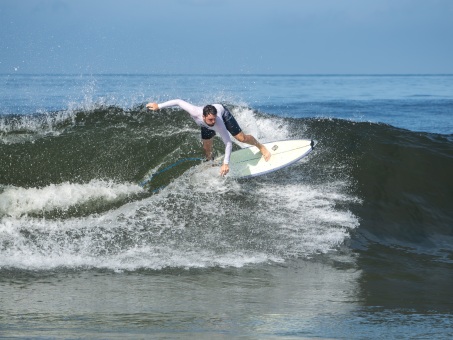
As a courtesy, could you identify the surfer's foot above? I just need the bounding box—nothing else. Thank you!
[260,145,271,161]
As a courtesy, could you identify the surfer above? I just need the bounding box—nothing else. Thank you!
[146,99,271,176]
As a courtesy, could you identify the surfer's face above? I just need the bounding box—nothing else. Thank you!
[203,114,216,127]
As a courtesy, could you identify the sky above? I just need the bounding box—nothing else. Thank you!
[1,0,452,74]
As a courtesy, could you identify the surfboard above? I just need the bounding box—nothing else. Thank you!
[220,139,316,179]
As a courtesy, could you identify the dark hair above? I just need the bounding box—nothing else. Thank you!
[203,105,217,117]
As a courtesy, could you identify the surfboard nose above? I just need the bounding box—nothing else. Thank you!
[311,140,317,148]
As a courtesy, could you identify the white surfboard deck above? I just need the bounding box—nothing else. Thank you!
[217,139,316,179]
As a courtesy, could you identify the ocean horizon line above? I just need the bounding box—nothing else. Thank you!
[1,72,453,77]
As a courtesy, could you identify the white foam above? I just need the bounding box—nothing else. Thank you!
[0,174,359,271]
[254,179,360,257]
[231,106,290,147]
[0,180,143,218]
[0,110,76,144]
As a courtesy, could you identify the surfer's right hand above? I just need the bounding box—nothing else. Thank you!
[146,102,159,111]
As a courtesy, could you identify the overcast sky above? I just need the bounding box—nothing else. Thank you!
[1,0,452,74]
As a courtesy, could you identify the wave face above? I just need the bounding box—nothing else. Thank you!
[1,104,452,270]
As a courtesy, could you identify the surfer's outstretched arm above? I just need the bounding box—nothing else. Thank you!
[146,99,201,119]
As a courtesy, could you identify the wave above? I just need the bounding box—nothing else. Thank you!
[0,180,143,218]
[0,104,452,270]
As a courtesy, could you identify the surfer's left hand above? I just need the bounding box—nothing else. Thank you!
[220,164,229,176]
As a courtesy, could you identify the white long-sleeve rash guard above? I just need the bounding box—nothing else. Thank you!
[157,99,233,164]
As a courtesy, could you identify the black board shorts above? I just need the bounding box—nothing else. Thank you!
[201,106,242,140]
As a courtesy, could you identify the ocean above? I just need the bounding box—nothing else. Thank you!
[1,74,452,339]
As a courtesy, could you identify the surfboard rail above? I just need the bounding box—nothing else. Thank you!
[224,139,316,179]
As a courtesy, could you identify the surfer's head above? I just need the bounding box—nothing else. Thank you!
[203,105,217,127]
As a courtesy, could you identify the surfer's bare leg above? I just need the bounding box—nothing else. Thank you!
[202,138,213,161]
[233,132,271,161]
